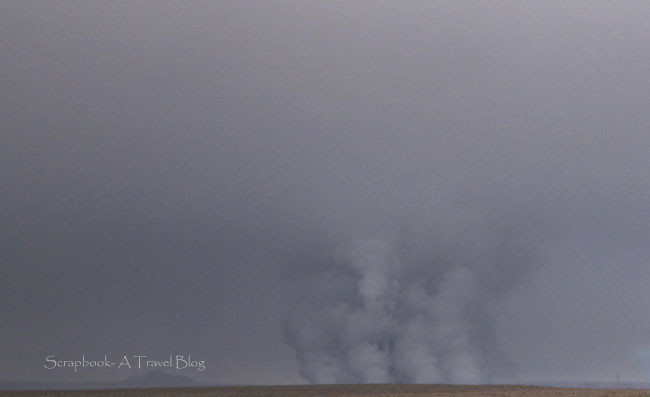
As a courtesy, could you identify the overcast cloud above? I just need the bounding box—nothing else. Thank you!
[2,0,650,386]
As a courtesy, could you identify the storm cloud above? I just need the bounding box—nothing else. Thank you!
[3,0,650,386]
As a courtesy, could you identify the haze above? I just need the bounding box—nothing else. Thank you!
[2,0,650,386]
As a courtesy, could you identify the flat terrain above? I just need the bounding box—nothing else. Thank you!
[2,385,650,397]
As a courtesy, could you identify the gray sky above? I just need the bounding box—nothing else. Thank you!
[2,0,650,386]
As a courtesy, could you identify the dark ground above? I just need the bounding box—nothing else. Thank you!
[2,384,650,397]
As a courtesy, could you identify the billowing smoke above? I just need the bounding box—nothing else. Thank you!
[284,201,536,384]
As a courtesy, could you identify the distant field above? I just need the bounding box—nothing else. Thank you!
[3,384,650,397]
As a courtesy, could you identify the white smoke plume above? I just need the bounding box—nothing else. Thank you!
[284,202,535,384]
